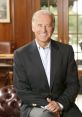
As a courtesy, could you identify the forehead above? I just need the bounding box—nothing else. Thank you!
[35,14,53,24]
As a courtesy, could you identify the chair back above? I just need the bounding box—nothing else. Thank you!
[0,42,11,54]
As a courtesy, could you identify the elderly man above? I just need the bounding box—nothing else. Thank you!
[13,10,82,117]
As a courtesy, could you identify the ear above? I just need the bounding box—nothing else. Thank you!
[32,25,35,32]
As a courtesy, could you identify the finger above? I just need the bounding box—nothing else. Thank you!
[47,98,51,102]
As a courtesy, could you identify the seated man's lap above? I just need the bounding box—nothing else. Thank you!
[29,107,56,117]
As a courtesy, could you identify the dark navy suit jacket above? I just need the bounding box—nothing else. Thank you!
[13,40,81,117]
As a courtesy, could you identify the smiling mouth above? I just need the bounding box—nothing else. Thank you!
[40,33,47,37]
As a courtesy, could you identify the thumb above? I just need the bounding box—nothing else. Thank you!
[47,98,51,102]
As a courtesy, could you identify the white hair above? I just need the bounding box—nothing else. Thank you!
[32,10,55,26]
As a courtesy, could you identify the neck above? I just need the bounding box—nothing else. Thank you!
[36,40,50,48]
[39,43,48,48]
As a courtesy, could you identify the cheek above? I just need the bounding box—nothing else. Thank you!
[48,30,53,36]
[32,27,39,33]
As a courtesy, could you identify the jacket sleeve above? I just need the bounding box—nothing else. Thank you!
[57,45,80,111]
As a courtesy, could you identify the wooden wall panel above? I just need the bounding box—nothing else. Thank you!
[0,0,15,43]
[0,0,40,50]
[0,24,12,41]
[14,0,30,48]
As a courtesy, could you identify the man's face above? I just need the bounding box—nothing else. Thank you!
[32,14,54,44]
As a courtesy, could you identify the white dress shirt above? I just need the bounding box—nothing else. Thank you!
[36,40,51,86]
[35,40,63,110]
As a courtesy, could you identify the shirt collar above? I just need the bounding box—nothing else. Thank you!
[35,39,51,50]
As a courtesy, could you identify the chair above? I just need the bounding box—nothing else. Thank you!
[0,42,11,54]
[0,41,13,86]
[0,85,21,117]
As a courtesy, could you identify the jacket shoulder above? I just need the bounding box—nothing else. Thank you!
[14,41,35,54]
[51,40,73,50]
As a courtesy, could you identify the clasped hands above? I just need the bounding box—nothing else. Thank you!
[45,98,61,116]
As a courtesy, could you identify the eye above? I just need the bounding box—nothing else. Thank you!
[46,25,52,28]
[38,24,42,27]
[37,24,53,29]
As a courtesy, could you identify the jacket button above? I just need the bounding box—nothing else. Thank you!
[32,103,37,107]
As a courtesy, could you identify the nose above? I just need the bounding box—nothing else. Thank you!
[41,26,47,32]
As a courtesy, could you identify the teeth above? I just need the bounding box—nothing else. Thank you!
[40,33,47,36]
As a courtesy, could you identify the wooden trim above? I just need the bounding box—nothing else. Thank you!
[63,0,69,43]
[78,70,82,78]
[57,0,63,42]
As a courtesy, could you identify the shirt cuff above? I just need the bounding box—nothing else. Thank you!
[57,102,64,110]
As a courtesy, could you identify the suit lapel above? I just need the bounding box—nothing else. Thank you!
[50,40,61,90]
[31,41,50,89]
[30,40,61,91]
